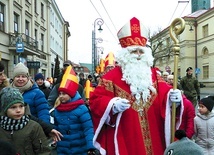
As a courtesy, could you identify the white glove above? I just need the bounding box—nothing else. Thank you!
[112,98,131,114]
[169,89,182,105]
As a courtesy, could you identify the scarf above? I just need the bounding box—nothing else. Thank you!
[56,99,85,111]
[0,115,30,131]
[11,79,33,94]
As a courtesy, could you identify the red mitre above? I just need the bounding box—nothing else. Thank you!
[117,17,148,48]
[58,65,78,97]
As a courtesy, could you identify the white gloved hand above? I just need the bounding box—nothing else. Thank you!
[169,88,182,104]
[112,98,131,114]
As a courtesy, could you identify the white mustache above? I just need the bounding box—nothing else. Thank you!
[130,54,144,59]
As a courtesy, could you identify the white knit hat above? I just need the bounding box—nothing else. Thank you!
[13,62,29,78]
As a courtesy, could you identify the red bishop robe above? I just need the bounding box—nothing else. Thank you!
[89,66,182,155]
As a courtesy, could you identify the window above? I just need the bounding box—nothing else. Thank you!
[14,13,19,33]
[41,3,44,19]
[0,2,5,31]
[158,42,163,50]
[25,20,29,36]
[159,58,163,66]
[34,0,37,13]
[34,29,37,40]
[41,33,44,51]
[25,20,30,43]
[203,65,209,79]
[34,29,38,48]
[178,68,181,79]
[166,37,170,47]
[202,24,208,37]
[202,47,208,56]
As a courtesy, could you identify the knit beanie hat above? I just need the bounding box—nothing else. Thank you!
[13,62,29,78]
[0,87,24,112]
[199,96,214,112]
[34,73,44,81]
[164,130,204,155]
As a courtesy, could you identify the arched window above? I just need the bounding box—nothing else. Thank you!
[202,47,208,56]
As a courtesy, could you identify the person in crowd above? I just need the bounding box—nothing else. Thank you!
[0,61,62,142]
[164,130,203,155]
[52,65,99,155]
[89,17,189,155]
[0,62,9,92]
[104,52,116,74]
[162,71,169,82]
[11,62,50,123]
[48,60,84,108]
[0,87,50,155]
[34,73,51,99]
[194,96,214,154]
[167,74,182,90]
[87,74,93,82]
[180,67,200,107]
[46,77,53,89]
[79,72,86,87]
[87,74,97,88]
[165,90,195,139]
[94,73,101,86]
[165,74,195,139]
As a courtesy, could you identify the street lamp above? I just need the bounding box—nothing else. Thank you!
[188,20,198,79]
[92,18,104,73]
[96,46,104,66]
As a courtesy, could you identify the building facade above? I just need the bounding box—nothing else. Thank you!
[151,8,214,86]
[0,0,69,79]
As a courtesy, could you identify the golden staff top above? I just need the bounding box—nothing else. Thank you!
[169,18,185,143]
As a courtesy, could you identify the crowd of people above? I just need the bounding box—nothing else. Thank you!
[0,16,213,155]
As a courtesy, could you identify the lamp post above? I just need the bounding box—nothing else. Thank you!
[96,46,104,68]
[92,18,104,73]
[193,20,198,79]
[188,20,198,79]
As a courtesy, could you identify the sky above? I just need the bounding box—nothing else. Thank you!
[54,0,193,64]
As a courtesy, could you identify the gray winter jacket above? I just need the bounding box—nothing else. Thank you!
[194,111,214,155]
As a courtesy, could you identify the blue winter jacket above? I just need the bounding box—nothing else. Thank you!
[23,83,50,123]
[54,92,95,155]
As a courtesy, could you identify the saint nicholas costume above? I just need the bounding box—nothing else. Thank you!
[89,17,191,155]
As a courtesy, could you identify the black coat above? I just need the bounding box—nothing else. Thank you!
[38,83,51,99]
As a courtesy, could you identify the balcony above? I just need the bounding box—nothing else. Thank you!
[9,33,40,56]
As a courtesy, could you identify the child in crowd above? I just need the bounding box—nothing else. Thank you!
[53,65,98,155]
[34,73,51,100]
[194,96,214,155]
[0,87,50,155]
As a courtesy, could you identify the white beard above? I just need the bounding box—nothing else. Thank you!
[115,46,156,104]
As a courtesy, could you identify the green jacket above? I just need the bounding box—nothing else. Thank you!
[180,75,200,99]
[0,119,50,155]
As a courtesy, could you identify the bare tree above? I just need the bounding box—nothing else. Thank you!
[147,27,174,67]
